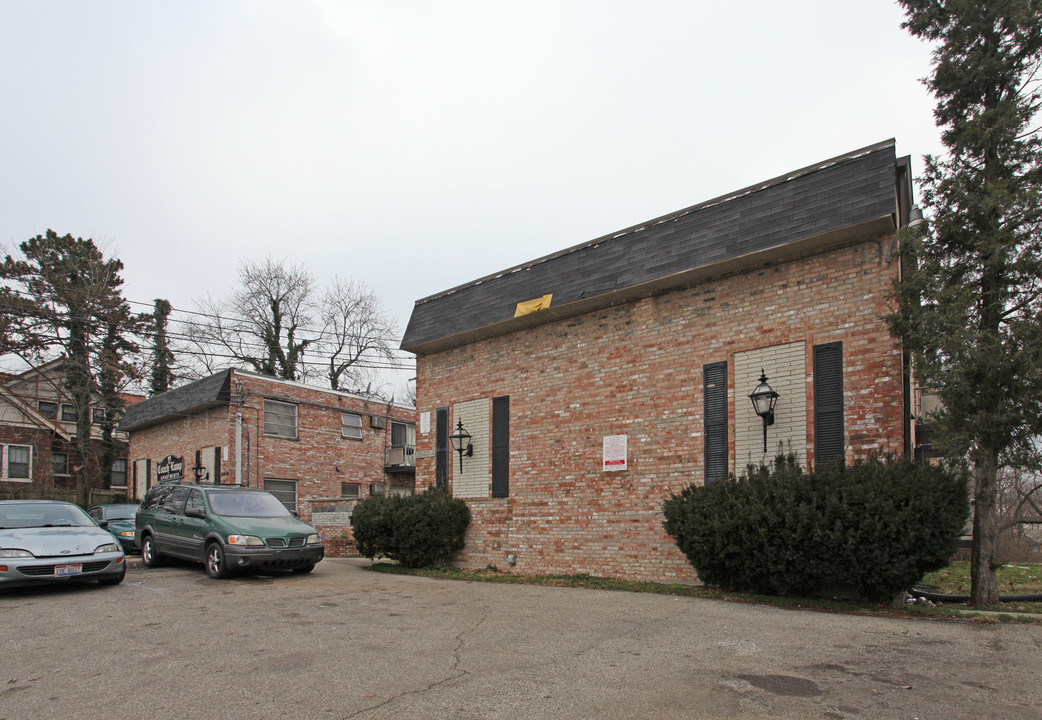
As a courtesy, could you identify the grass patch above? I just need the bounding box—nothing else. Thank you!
[365,560,1042,623]
[920,561,1042,594]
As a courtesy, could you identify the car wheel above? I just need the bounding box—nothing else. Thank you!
[141,535,162,568]
[291,563,315,574]
[206,542,231,579]
[98,566,126,586]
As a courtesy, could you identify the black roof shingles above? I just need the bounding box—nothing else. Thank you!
[119,370,232,432]
[401,141,899,353]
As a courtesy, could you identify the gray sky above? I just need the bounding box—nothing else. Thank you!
[0,1,943,393]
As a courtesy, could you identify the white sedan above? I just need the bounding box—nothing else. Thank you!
[0,500,126,589]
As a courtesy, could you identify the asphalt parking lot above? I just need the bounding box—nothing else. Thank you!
[2,557,1040,720]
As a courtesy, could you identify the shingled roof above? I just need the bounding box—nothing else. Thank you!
[401,140,905,355]
[118,370,232,433]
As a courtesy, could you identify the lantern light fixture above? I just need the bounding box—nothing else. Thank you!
[448,419,473,472]
[749,370,780,453]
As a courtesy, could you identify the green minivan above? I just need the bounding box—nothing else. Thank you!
[135,482,324,578]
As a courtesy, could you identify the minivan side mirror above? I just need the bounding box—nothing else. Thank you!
[184,507,206,519]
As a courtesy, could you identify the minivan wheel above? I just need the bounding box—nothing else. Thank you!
[206,542,231,579]
[141,535,162,568]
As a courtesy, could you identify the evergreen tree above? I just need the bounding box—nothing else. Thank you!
[149,298,175,396]
[890,0,1042,604]
[0,231,141,505]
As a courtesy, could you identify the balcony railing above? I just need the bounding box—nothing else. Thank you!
[384,445,415,472]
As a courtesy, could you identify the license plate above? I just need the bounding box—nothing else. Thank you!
[54,564,82,577]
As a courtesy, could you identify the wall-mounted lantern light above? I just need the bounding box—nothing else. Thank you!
[749,369,780,453]
[907,204,925,228]
[449,419,473,472]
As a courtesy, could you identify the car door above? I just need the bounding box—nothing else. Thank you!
[179,488,209,561]
[154,486,192,558]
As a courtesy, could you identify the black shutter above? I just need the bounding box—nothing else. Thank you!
[492,396,510,498]
[814,342,844,465]
[214,447,222,484]
[435,406,449,490]
[703,361,728,485]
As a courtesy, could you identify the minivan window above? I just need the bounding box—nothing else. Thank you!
[141,485,171,511]
[185,489,206,516]
[206,491,291,518]
[159,486,191,514]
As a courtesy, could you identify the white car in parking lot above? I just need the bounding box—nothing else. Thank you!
[0,500,126,589]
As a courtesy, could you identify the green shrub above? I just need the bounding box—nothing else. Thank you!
[350,493,399,560]
[663,454,970,601]
[351,488,471,568]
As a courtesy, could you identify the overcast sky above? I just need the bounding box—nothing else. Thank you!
[0,1,944,394]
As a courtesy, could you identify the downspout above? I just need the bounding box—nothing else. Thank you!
[891,156,916,458]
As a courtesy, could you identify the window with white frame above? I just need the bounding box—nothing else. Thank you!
[38,401,58,420]
[4,445,31,481]
[263,400,298,439]
[52,452,70,477]
[390,421,415,448]
[264,478,298,513]
[111,459,128,488]
[341,413,363,440]
[61,404,77,423]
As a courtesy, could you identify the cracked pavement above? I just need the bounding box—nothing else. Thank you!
[2,558,1040,719]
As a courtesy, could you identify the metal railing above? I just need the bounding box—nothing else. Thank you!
[384,445,415,468]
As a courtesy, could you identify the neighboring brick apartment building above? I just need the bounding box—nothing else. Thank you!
[0,359,141,498]
[119,369,417,550]
[401,140,926,583]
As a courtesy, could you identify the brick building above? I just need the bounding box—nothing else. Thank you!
[401,140,925,582]
[0,359,142,499]
[119,369,416,552]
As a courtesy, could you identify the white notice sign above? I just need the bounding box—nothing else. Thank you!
[420,411,430,435]
[603,434,628,472]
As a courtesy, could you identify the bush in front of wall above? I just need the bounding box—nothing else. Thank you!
[351,488,471,568]
[350,493,398,560]
[662,454,970,601]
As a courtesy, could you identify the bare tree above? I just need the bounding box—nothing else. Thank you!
[185,259,401,391]
[318,276,399,391]
[189,258,315,382]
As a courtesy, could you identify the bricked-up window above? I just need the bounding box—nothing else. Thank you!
[813,342,844,465]
[111,459,128,488]
[264,478,298,513]
[492,396,510,498]
[52,452,70,477]
[341,413,363,439]
[341,482,361,499]
[703,361,728,485]
[264,400,298,439]
[6,445,31,480]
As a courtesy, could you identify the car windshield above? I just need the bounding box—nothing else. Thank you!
[105,506,138,521]
[0,503,95,529]
[206,491,291,518]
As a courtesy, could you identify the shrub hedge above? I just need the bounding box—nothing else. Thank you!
[662,455,970,601]
[351,488,471,568]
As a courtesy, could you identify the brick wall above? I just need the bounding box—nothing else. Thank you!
[413,235,907,582]
[126,371,416,554]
